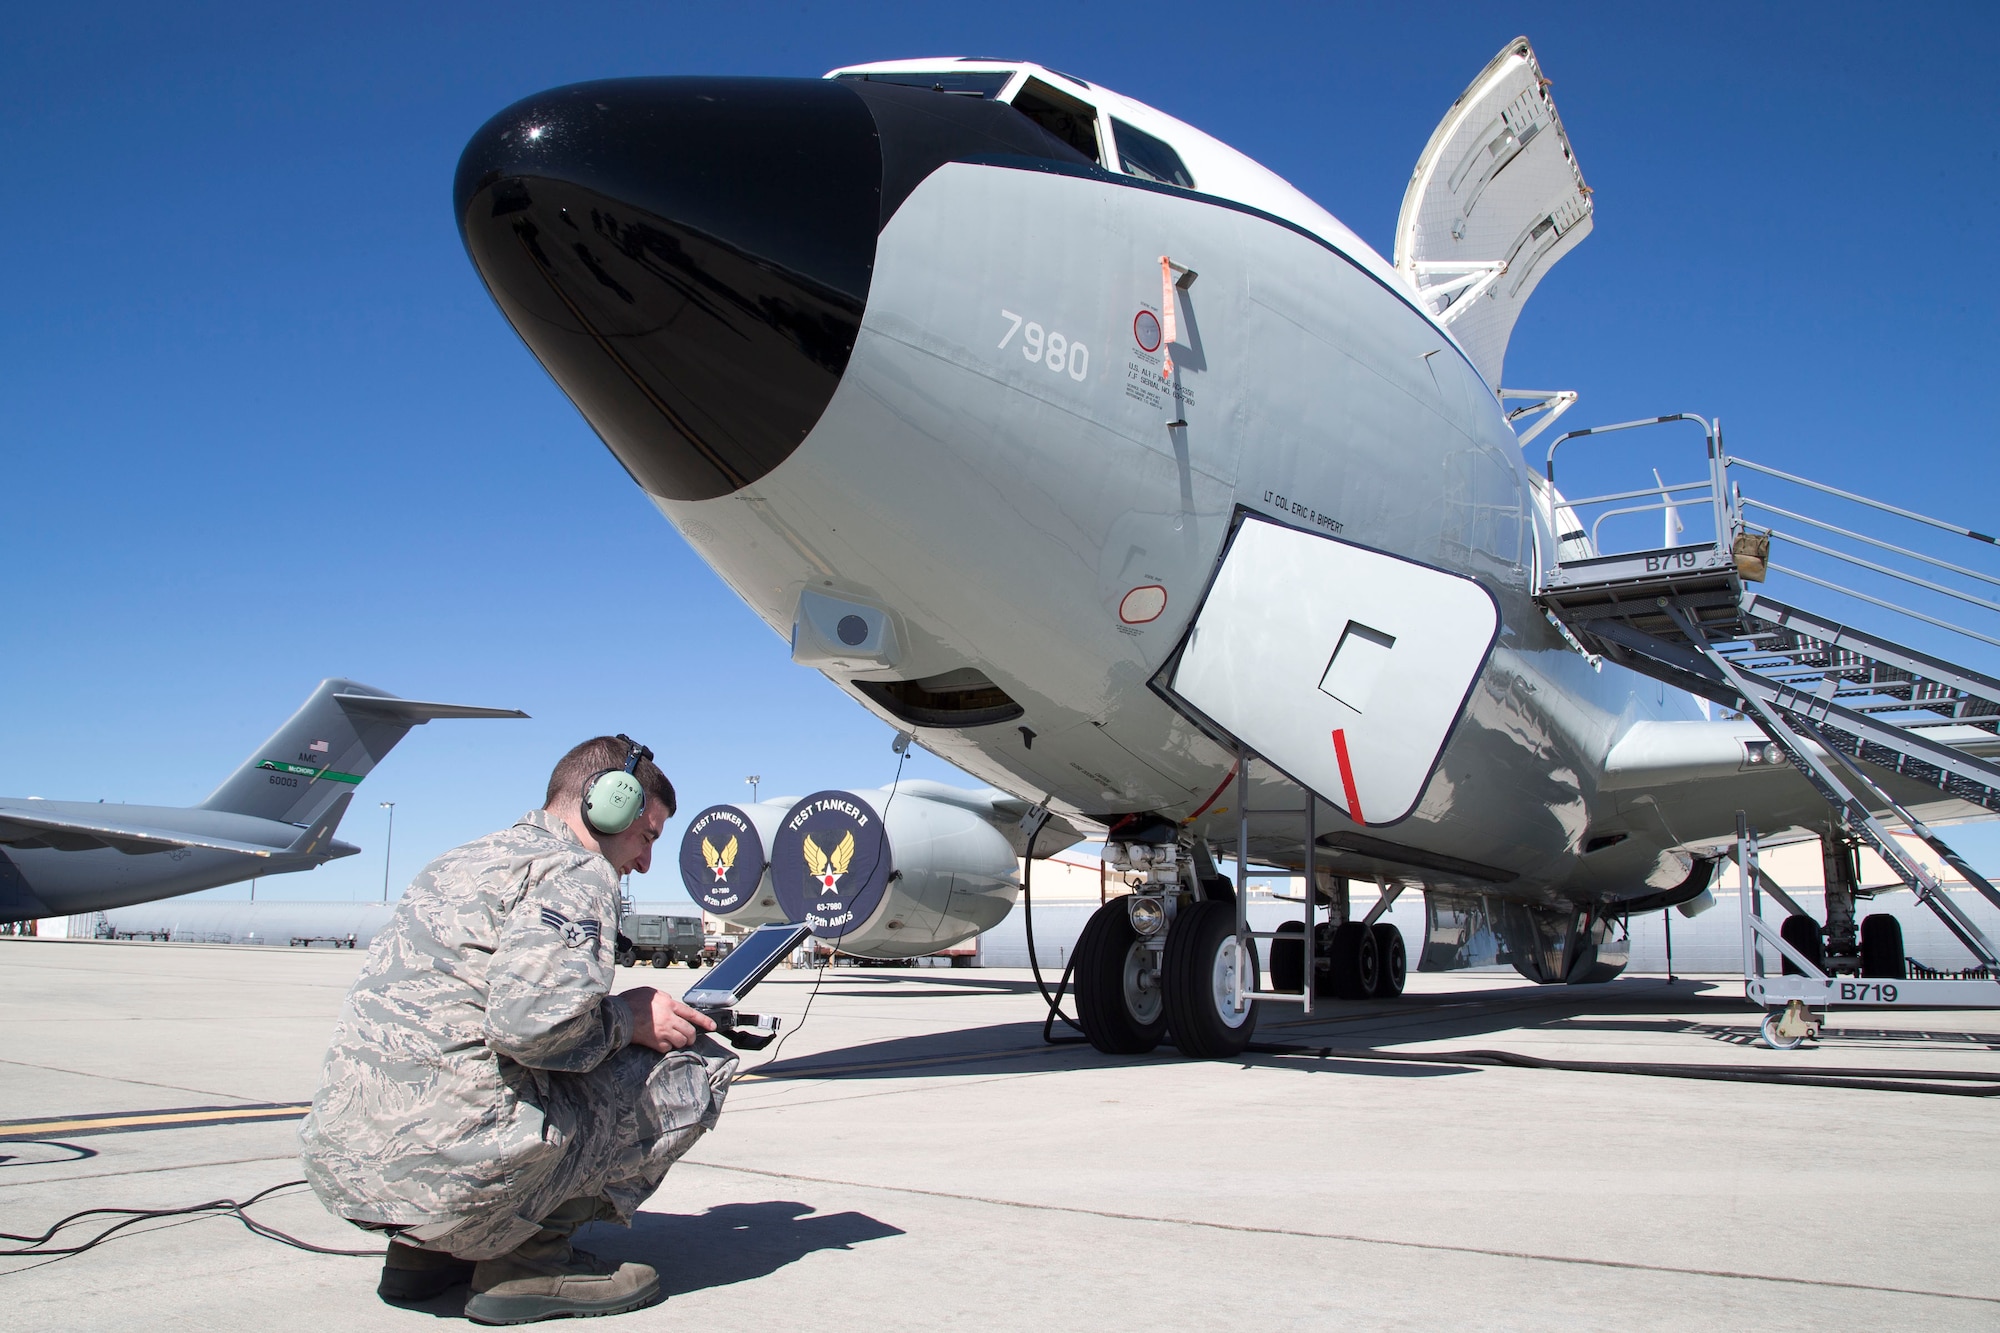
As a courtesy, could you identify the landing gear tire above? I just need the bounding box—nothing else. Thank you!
[1164,899,1260,1059]
[1779,914,1824,976]
[1269,921,1307,994]
[1073,899,1166,1055]
[1328,921,1379,1000]
[1370,924,1406,998]
[1860,914,1907,979]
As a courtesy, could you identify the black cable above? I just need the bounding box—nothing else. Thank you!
[0,1180,381,1263]
[1019,820,1087,1042]
[1041,949,1084,1045]
[753,943,829,1072]
[754,745,910,1072]
[1244,1043,2000,1097]
[880,745,908,818]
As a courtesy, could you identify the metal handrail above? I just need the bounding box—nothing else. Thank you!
[1544,413,1713,486]
[1731,457,1999,546]
[1743,499,2000,592]
[1762,528,2000,617]
[1589,498,1710,552]
[1549,477,1712,511]
[1767,565,2000,652]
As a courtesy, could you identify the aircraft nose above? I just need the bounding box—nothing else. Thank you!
[455,78,881,502]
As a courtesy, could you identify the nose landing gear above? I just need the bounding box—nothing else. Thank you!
[1162,899,1260,1059]
[1073,898,1167,1054]
[1072,894,1265,1057]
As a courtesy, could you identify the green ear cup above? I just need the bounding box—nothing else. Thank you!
[583,769,645,835]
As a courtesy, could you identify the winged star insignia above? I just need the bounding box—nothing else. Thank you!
[539,906,603,952]
[802,830,856,893]
[701,834,739,883]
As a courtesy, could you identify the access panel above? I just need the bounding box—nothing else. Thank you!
[1166,515,1499,825]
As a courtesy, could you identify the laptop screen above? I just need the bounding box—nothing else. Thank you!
[682,923,811,1009]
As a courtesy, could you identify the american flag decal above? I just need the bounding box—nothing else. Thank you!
[309,739,330,754]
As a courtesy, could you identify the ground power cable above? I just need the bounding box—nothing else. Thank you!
[0,1179,381,1266]
[1018,818,1087,1044]
[1244,1042,2000,1097]
[750,739,910,1073]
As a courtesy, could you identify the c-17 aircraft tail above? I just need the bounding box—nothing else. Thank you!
[198,679,527,827]
[0,679,527,923]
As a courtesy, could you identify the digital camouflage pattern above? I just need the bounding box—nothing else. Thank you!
[300,808,738,1258]
[398,1040,737,1259]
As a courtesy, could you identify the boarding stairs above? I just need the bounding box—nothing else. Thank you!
[1531,414,2000,1016]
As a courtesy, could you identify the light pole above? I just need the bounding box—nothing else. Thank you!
[746,775,761,803]
[379,802,396,903]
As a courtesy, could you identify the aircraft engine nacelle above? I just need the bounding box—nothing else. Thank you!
[770,788,1018,960]
[675,801,793,928]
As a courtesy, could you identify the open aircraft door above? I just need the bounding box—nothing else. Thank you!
[1162,515,1499,826]
[1395,36,1593,389]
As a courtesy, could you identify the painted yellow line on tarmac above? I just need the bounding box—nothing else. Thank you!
[0,1047,1073,1139]
[0,1103,311,1141]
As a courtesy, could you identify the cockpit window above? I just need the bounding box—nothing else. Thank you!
[1111,118,1195,188]
[1007,77,1103,164]
[836,70,1013,99]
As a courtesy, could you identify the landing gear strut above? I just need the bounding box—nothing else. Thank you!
[1822,834,1862,972]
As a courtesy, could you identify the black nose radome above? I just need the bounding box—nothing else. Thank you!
[455,78,882,503]
[456,76,1100,502]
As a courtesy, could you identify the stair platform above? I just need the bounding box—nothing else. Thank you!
[1531,412,2000,1013]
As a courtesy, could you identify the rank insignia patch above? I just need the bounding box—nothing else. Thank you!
[540,906,602,952]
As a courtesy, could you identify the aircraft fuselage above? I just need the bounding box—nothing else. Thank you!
[663,160,1696,901]
[455,73,1771,911]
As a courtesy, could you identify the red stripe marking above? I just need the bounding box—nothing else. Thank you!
[1185,761,1239,821]
[1330,729,1365,824]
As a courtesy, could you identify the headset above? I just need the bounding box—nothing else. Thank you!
[582,734,656,837]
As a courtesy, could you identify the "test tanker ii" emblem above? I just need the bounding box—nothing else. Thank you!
[677,805,768,914]
[772,792,893,938]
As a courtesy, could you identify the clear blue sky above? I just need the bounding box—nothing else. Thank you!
[5,2,1997,902]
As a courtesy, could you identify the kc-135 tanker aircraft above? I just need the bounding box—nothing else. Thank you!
[454,39,2000,1055]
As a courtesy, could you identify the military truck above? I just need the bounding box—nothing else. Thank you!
[618,913,705,967]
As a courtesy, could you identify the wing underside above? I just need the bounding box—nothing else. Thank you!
[0,805,281,857]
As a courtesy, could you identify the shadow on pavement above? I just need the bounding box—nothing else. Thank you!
[745,976,1775,1083]
[773,973,1054,999]
[582,1200,905,1295]
[379,1201,905,1318]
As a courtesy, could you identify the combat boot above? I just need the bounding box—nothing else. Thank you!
[462,1198,660,1325]
[377,1238,476,1301]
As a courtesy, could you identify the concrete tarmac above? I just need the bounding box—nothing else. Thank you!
[3,937,1998,1331]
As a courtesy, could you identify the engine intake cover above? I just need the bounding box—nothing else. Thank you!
[770,787,1020,958]
[676,802,788,926]
[772,791,895,939]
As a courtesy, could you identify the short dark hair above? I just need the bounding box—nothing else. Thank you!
[545,736,676,819]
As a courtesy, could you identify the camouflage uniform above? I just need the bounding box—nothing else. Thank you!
[301,809,737,1260]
